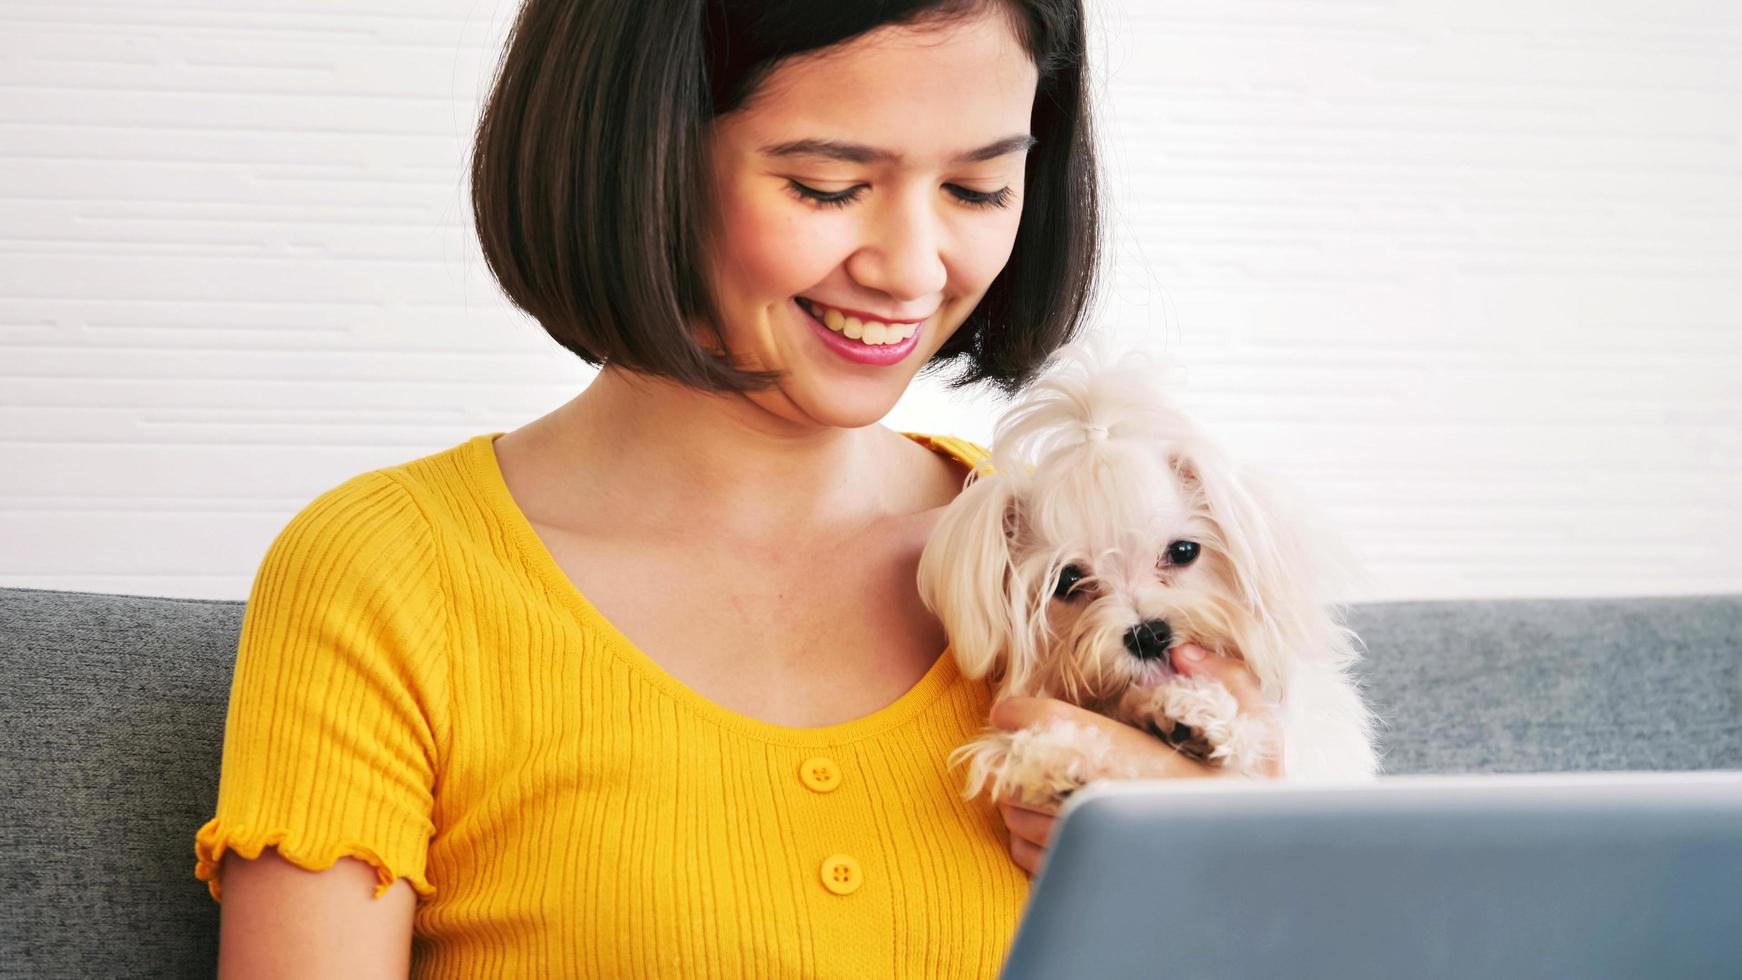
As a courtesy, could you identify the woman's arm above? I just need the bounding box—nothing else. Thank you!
[216,846,416,979]
[990,644,1285,876]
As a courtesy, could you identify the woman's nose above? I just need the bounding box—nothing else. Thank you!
[846,191,949,303]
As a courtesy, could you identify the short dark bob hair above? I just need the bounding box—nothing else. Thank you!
[470,0,1100,395]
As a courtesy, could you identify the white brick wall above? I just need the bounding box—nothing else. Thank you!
[2,0,1738,602]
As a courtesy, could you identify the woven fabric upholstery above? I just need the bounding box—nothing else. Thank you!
[1346,595,1742,774]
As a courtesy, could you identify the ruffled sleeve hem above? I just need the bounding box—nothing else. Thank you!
[194,818,436,904]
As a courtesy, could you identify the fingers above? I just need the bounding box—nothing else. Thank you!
[999,799,1054,876]
[1008,833,1044,876]
[999,800,1057,848]
[1172,643,1271,716]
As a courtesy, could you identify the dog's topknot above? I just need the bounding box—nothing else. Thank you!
[989,340,1201,477]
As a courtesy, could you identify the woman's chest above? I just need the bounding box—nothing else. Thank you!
[423,536,1026,977]
[533,517,949,728]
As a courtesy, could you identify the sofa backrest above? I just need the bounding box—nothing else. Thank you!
[1,586,1738,978]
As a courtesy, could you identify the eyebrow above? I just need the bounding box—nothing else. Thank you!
[757,133,1038,166]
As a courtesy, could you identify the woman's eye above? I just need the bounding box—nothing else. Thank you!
[1053,564,1087,600]
[948,185,1015,209]
[1165,540,1201,567]
[785,180,864,209]
[784,180,1014,210]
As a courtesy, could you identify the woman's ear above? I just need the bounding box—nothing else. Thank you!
[917,474,1021,687]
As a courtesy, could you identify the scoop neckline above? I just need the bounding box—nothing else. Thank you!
[459,429,979,748]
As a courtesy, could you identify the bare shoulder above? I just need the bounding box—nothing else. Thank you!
[216,846,415,978]
[888,428,976,515]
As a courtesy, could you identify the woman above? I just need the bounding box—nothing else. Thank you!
[194,0,1280,975]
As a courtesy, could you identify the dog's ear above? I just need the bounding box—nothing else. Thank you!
[917,473,1023,690]
[1175,446,1358,680]
[1178,447,1379,778]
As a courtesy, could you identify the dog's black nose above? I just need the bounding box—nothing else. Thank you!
[1123,618,1172,661]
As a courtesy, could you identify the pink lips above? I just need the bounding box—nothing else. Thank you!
[796,297,922,367]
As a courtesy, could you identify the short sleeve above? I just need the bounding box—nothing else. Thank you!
[194,470,450,904]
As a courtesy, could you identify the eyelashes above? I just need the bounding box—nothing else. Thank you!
[785,179,1015,211]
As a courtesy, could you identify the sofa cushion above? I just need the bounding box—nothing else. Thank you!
[1347,594,1742,774]
[1,587,241,979]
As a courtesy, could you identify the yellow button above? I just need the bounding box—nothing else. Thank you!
[820,853,862,895]
[799,756,842,793]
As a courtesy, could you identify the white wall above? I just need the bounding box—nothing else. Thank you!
[1,0,1738,602]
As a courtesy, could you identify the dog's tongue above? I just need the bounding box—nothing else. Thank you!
[1133,666,1171,689]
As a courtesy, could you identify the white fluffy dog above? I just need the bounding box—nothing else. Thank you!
[918,342,1380,809]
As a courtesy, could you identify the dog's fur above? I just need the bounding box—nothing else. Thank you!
[918,342,1380,809]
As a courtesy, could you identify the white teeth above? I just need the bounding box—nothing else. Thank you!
[801,298,915,345]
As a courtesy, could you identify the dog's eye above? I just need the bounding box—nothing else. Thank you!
[1166,540,1201,566]
[1053,564,1088,600]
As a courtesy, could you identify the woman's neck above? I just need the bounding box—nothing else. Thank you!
[526,365,913,544]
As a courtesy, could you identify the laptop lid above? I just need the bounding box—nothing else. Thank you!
[999,771,1742,980]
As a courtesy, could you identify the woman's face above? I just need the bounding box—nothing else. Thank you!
[701,9,1039,430]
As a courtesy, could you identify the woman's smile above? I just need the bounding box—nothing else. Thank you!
[796,296,928,343]
[793,296,925,366]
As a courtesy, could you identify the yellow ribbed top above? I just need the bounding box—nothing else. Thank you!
[193,430,1028,978]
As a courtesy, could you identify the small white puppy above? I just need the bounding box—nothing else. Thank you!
[918,342,1380,809]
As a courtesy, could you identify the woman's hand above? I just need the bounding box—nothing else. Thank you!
[988,643,1284,876]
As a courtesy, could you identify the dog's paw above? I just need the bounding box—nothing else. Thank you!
[1121,676,1276,776]
[948,731,1017,803]
[950,719,1119,809]
[1008,718,1119,807]
[1204,713,1279,775]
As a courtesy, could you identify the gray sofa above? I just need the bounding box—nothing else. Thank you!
[1,586,1738,979]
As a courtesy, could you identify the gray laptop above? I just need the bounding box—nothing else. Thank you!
[998,772,1742,980]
